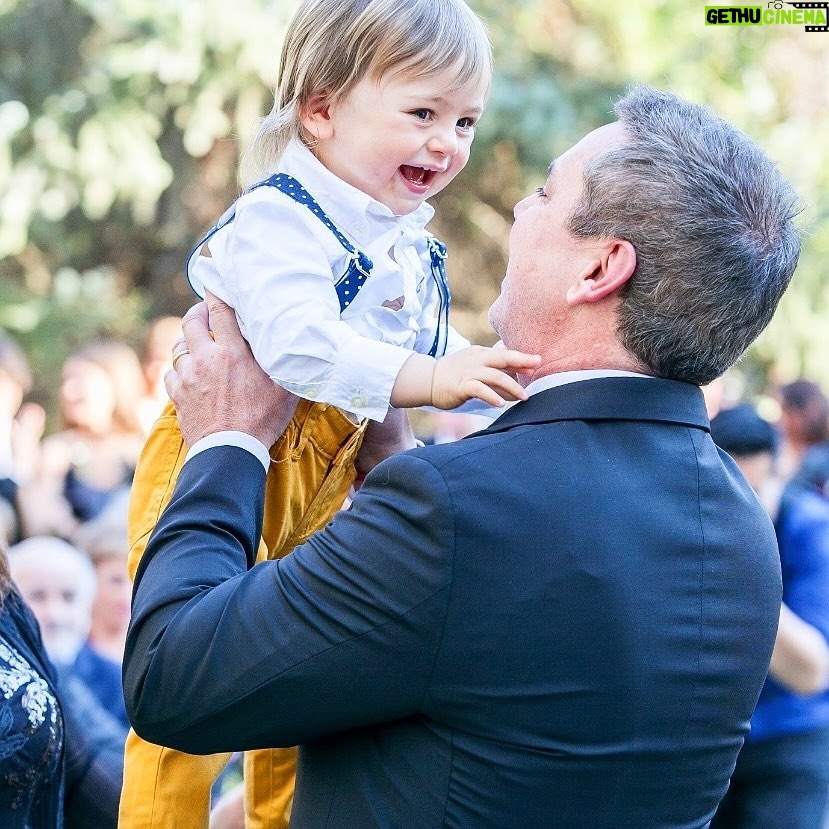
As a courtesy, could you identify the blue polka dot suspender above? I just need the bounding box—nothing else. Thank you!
[185,173,451,358]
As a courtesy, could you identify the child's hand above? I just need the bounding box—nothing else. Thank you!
[430,346,541,410]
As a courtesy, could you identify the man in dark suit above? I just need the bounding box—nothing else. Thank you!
[123,86,802,828]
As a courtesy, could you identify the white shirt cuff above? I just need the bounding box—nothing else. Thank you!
[185,431,270,472]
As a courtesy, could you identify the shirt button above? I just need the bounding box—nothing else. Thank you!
[350,394,367,409]
[306,386,320,399]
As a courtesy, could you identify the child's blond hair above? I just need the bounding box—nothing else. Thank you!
[241,0,492,185]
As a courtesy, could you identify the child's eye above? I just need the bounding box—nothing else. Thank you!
[457,117,476,130]
[535,187,547,198]
[411,109,432,121]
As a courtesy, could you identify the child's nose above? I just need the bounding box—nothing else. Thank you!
[427,126,459,156]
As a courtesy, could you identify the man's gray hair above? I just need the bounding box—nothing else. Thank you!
[568,85,802,385]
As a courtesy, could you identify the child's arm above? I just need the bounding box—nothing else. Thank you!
[391,346,541,410]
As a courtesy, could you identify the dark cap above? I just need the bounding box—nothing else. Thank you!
[710,404,777,457]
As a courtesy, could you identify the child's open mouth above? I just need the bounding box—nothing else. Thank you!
[399,165,436,189]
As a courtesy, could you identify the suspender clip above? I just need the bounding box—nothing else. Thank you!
[352,251,372,278]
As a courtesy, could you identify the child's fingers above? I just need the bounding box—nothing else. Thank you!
[463,381,507,408]
[471,369,528,402]
[461,369,528,405]
[486,349,541,370]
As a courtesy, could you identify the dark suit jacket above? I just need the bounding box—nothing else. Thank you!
[124,378,781,828]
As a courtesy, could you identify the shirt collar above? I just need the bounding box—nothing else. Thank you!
[279,140,434,243]
[525,369,653,397]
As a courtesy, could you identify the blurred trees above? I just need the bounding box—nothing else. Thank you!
[1,0,827,418]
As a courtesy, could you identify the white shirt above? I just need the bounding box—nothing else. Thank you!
[524,369,651,396]
[188,370,654,472]
[189,140,471,422]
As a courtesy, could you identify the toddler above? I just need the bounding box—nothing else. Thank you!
[122,1,538,827]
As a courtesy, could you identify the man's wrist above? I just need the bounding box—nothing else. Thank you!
[185,431,271,472]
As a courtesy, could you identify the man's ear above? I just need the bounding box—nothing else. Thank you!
[299,92,334,141]
[566,239,636,305]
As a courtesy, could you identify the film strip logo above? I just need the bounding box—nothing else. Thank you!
[785,1,829,31]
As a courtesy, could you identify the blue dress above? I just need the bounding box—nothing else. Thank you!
[0,587,64,828]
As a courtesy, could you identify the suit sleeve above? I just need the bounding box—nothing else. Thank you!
[123,446,454,754]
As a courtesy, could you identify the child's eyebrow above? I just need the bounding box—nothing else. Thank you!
[404,94,484,116]
[456,100,485,116]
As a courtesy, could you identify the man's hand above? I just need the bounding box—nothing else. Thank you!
[355,407,418,483]
[165,291,298,449]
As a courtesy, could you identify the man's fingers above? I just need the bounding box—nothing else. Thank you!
[163,367,179,402]
[180,300,211,352]
[203,290,246,348]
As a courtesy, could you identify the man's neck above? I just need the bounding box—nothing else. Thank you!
[517,349,649,388]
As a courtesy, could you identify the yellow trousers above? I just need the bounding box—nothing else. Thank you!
[120,398,367,829]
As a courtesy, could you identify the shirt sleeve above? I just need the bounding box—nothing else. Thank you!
[186,431,270,472]
[200,192,414,422]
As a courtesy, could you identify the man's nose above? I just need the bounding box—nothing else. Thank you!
[513,194,533,219]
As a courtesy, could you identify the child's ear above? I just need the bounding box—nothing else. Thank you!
[300,92,335,141]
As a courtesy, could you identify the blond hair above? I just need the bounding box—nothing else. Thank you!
[241,0,492,185]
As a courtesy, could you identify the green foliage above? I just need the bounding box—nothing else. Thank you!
[1,0,827,420]
[1,0,297,414]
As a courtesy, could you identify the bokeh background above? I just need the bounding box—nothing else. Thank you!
[1,0,827,422]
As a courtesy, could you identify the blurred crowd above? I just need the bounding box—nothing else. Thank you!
[2,321,829,827]
[0,320,179,828]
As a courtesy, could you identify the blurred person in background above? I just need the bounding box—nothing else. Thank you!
[0,330,45,544]
[710,403,829,829]
[18,339,146,539]
[8,535,96,666]
[137,316,183,435]
[775,379,829,482]
[71,490,132,729]
[6,534,125,827]
[776,380,829,502]
[795,444,829,502]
